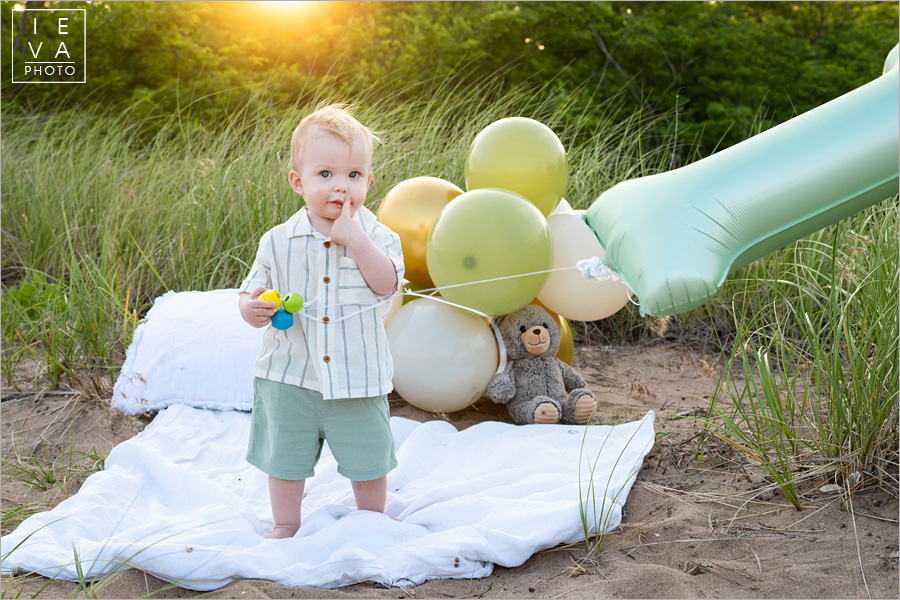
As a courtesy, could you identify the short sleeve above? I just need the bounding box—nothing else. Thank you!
[238,230,274,293]
[372,223,405,294]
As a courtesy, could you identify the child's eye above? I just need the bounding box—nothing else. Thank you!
[349,171,361,179]
[319,170,331,178]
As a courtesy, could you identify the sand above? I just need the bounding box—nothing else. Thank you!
[2,343,897,598]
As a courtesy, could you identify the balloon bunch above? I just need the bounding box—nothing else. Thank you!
[377,117,630,413]
[258,289,304,330]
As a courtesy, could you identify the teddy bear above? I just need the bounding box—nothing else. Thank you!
[485,304,598,425]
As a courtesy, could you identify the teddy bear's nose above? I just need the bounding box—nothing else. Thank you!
[533,328,542,335]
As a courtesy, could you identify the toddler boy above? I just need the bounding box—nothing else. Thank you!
[238,104,404,539]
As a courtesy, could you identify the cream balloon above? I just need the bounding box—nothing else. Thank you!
[387,298,499,413]
[381,291,403,324]
[536,210,631,321]
[550,197,573,215]
[382,279,418,325]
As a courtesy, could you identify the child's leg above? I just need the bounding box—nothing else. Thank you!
[350,476,387,513]
[267,476,305,538]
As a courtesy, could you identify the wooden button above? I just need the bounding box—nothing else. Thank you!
[322,316,330,323]
[323,355,331,363]
[323,276,331,284]
[323,241,331,249]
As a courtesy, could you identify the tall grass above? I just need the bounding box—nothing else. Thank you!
[705,200,899,505]
[3,75,896,502]
[1,78,677,384]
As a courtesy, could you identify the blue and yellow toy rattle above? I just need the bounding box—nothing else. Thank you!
[258,289,303,330]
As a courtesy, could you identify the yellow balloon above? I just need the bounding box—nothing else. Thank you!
[426,188,552,316]
[376,177,463,287]
[465,117,568,216]
[531,299,574,365]
[387,298,499,413]
[558,317,574,366]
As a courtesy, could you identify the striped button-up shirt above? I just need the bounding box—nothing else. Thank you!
[239,206,404,399]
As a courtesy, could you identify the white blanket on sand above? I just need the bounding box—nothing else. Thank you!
[1,405,654,590]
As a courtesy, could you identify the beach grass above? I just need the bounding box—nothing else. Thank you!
[0,78,676,382]
[2,78,897,535]
[704,200,899,505]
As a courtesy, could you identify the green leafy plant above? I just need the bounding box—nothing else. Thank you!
[1,272,76,387]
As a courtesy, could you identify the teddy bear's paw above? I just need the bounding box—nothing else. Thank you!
[574,395,598,424]
[533,402,560,424]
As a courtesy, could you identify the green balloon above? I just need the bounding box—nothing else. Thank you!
[465,117,568,217]
[426,188,552,316]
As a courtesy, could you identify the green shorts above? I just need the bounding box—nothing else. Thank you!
[246,377,397,481]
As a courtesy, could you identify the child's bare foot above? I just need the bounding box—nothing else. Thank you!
[266,524,299,539]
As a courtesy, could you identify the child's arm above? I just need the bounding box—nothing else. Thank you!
[330,201,398,296]
[239,287,278,328]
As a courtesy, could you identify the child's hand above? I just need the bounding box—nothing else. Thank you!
[330,201,399,296]
[239,287,277,328]
[329,200,366,250]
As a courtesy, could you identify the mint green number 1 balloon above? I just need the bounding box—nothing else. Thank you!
[585,44,899,316]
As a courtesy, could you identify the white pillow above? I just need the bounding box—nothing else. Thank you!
[112,290,263,414]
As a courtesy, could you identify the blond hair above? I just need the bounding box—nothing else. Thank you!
[289,103,381,173]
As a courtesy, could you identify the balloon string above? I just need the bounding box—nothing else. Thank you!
[414,265,583,296]
[490,319,508,375]
[297,294,395,324]
[288,256,632,325]
[403,291,491,318]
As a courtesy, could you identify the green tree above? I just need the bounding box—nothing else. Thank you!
[2,1,896,157]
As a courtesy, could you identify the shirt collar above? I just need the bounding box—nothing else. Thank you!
[287,207,323,239]
[286,206,365,239]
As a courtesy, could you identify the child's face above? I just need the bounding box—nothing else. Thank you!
[289,128,372,229]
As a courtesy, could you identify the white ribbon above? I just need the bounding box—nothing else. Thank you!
[575,256,622,282]
[296,294,396,324]
[289,255,626,329]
